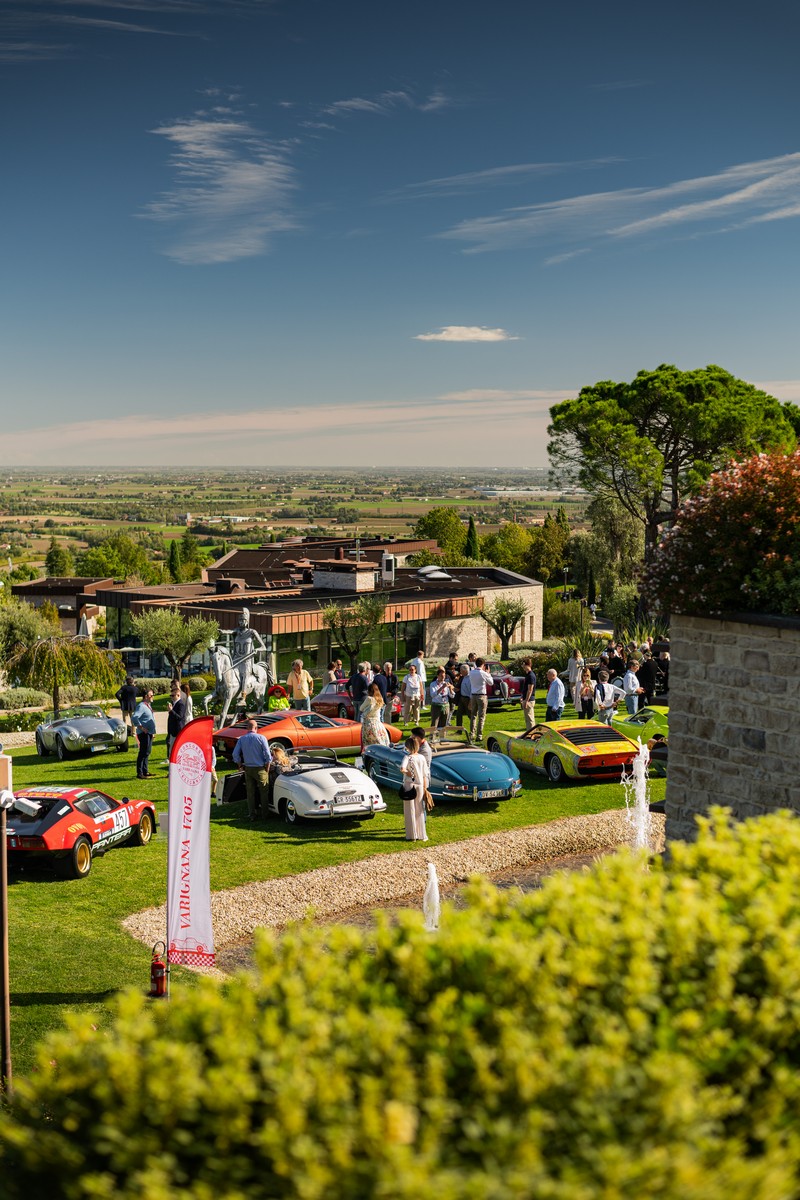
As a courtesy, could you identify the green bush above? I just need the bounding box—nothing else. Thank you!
[508,649,561,677]
[4,810,800,1199]
[132,675,211,695]
[0,710,43,734]
[0,688,51,710]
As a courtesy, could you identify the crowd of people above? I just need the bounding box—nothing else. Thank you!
[116,631,670,824]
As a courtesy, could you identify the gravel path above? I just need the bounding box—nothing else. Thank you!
[124,810,666,966]
[0,731,36,749]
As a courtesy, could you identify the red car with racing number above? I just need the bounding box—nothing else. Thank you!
[5,785,157,879]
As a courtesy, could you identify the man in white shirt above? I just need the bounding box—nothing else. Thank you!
[467,657,494,744]
[623,660,644,715]
[545,669,566,722]
[408,651,427,685]
[594,669,617,725]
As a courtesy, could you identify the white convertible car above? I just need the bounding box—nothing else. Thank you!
[268,750,387,824]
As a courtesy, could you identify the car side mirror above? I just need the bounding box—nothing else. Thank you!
[122,797,130,804]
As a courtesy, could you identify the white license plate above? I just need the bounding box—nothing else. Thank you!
[91,745,105,753]
[478,788,506,799]
[333,794,361,805]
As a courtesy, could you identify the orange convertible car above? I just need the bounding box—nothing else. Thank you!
[212,710,404,757]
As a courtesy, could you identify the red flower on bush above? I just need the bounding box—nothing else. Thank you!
[643,450,800,616]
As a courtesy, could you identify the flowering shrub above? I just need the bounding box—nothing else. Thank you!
[644,450,800,616]
[4,810,800,1198]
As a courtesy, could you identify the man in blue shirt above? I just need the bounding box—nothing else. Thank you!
[232,718,273,820]
[132,688,157,779]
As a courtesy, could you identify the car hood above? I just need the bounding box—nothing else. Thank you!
[53,718,117,736]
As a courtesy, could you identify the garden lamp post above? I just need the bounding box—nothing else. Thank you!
[563,567,569,600]
[394,611,401,668]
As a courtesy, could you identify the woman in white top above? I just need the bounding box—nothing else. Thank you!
[180,682,194,724]
[402,665,423,725]
[400,735,430,841]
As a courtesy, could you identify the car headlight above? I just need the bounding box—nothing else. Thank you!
[67,730,81,741]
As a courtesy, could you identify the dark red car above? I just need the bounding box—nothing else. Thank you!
[311,680,402,721]
[482,661,525,708]
[5,785,157,879]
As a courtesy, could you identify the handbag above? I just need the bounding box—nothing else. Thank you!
[424,788,435,812]
[399,779,415,800]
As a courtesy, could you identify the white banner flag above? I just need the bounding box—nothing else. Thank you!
[167,716,215,969]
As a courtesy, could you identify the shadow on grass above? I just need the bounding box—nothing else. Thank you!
[12,990,118,1007]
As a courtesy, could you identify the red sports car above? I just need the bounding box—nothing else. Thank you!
[213,710,404,758]
[5,785,157,879]
[311,680,402,721]
[482,661,525,708]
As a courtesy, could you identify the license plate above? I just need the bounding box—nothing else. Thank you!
[91,745,105,753]
[478,788,506,799]
[333,793,361,805]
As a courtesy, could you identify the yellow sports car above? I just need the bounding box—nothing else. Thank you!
[612,705,669,744]
[486,720,641,784]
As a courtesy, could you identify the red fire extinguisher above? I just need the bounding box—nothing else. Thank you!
[149,941,168,998]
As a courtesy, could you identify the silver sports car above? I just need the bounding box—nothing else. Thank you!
[35,705,130,760]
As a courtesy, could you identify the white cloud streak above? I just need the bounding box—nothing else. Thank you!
[396,158,624,200]
[142,114,298,264]
[320,87,452,120]
[414,326,518,342]
[440,152,800,254]
[0,392,561,467]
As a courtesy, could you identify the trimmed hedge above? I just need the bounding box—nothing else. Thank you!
[0,688,51,710]
[132,675,209,695]
[3,810,800,1198]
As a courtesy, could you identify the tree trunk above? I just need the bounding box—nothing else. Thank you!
[500,631,511,659]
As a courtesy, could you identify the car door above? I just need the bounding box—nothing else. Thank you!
[510,728,548,771]
[74,791,131,848]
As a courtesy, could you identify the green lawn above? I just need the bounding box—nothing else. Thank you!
[6,698,665,1075]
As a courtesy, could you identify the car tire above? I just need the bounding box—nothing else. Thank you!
[132,809,155,846]
[545,754,564,784]
[368,762,383,782]
[116,736,129,753]
[64,836,93,879]
[486,738,501,754]
[35,732,50,757]
[283,797,302,825]
[337,705,348,718]
[56,736,69,762]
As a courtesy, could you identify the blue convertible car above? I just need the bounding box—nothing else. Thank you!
[363,743,522,802]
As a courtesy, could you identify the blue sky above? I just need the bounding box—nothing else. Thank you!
[2,0,799,467]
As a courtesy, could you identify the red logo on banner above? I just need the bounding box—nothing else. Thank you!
[175,741,206,787]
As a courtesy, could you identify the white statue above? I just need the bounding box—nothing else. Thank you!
[203,609,273,727]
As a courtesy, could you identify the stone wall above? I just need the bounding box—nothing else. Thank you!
[665,612,800,841]
[425,582,543,660]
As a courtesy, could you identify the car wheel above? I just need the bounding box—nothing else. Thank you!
[64,836,93,879]
[35,732,50,757]
[368,762,383,783]
[116,736,129,753]
[284,797,302,824]
[486,738,501,754]
[132,809,155,846]
[545,754,564,783]
[56,736,69,762]
[337,705,348,718]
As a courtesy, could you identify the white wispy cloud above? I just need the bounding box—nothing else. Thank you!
[142,113,298,264]
[414,326,518,343]
[752,380,800,403]
[0,391,561,467]
[395,158,624,200]
[440,152,800,255]
[320,86,452,120]
[544,248,590,266]
[437,388,573,402]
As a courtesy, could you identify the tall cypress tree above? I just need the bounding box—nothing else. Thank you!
[465,515,480,560]
[168,540,182,583]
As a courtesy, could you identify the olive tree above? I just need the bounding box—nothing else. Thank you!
[320,593,387,672]
[131,608,219,681]
[476,594,528,658]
